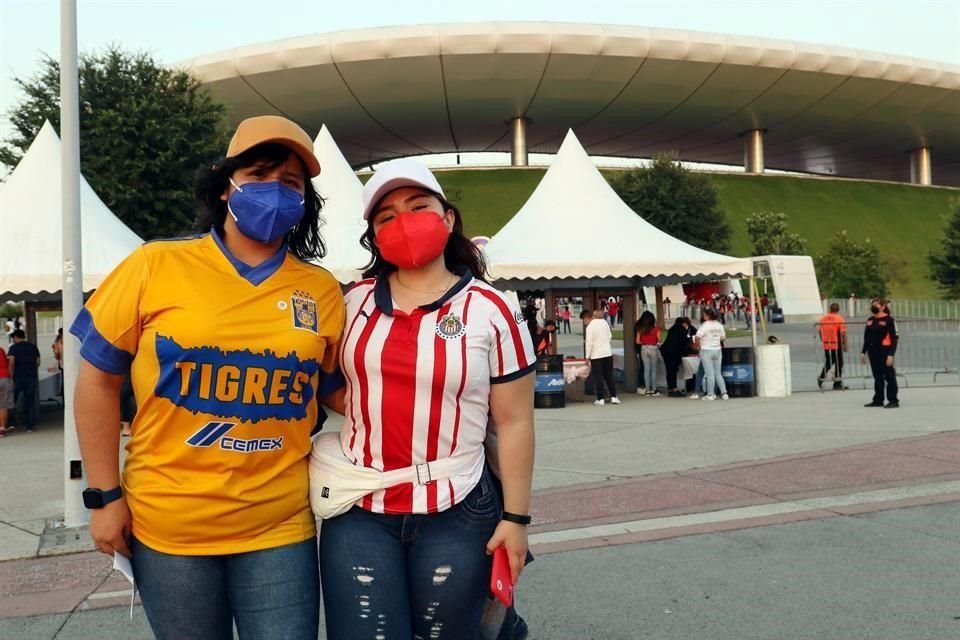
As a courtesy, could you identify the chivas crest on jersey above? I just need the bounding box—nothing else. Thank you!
[436,312,466,340]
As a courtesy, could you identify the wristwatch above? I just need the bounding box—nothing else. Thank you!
[502,511,532,525]
[82,486,123,509]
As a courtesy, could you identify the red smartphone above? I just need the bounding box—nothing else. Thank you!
[490,546,513,607]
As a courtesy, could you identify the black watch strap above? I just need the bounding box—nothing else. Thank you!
[83,486,123,509]
[502,511,532,525]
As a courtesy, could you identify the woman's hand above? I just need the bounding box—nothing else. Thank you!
[90,497,133,558]
[885,355,894,367]
[860,354,867,365]
[486,520,528,584]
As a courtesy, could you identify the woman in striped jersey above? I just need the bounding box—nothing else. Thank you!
[319,159,536,640]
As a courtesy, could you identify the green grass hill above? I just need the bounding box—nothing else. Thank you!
[420,168,956,299]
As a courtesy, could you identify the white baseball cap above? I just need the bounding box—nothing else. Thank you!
[361,158,446,220]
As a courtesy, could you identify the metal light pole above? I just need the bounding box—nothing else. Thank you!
[61,0,86,527]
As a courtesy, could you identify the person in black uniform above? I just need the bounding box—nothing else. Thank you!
[861,298,899,408]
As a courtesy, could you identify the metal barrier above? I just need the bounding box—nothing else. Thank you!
[823,298,960,321]
[812,319,960,391]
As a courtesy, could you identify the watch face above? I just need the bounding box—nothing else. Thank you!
[82,489,103,509]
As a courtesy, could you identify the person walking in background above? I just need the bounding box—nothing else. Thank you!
[862,298,899,408]
[7,330,40,432]
[583,309,620,406]
[818,303,848,390]
[533,320,557,356]
[560,305,572,334]
[51,328,64,399]
[661,317,691,397]
[0,344,11,436]
[631,314,647,394]
[694,309,728,401]
[607,297,619,327]
[635,311,661,397]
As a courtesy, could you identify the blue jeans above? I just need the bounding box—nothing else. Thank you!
[131,537,319,640]
[700,349,727,397]
[319,467,501,640]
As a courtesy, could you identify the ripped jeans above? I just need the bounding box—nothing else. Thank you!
[319,467,501,640]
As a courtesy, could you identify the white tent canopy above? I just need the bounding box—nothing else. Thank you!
[484,129,752,287]
[0,121,143,299]
[311,125,370,284]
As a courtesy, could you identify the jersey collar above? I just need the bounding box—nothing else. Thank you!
[209,227,288,286]
[374,265,473,316]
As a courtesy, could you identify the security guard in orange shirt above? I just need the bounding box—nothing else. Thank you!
[861,298,899,408]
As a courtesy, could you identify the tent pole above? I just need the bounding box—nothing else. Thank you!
[654,286,665,330]
[61,0,86,528]
[749,274,758,349]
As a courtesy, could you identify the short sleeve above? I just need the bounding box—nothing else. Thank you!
[69,247,148,375]
[488,295,536,384]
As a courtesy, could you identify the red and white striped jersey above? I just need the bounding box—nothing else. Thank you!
[338,268,536,515]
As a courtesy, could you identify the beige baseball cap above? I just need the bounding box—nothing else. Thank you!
[226,115,321,177]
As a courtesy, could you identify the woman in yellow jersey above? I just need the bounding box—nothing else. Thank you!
[71,116,344,640]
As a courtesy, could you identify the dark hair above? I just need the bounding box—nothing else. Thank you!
[637,310,656,331]
[704,307,719,321]
[12,329,25,340]
[195,143,326,261]
[673,317,687,328]
[829,303,840,313]
[580,309,593,320]
[544,319,557,329]
[360,194,486,280]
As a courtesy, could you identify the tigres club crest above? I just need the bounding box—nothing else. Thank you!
[436,312,466,340]
[514,310,524,325]
[291,290,319,335]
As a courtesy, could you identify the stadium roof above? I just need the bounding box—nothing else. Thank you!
[181,22,960,186]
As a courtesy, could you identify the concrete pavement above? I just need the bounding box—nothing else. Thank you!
[0,385,958,638]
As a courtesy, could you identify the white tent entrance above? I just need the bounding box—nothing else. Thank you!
[484,129,753,390]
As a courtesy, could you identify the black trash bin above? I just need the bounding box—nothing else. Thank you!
[534,354,565,408]
[721,347,756,397]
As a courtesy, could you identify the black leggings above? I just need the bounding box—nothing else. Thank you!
[589,356,618,400]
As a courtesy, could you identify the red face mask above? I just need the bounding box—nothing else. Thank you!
[375,210,450,270]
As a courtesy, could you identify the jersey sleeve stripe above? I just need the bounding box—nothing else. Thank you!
[471,287,531,369]
[69,308,133,375]
[491,362,536,384]
[492,323,505,377]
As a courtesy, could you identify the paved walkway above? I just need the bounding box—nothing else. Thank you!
[0,386,957,637]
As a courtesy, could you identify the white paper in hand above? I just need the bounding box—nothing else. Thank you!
[112,552,137,619]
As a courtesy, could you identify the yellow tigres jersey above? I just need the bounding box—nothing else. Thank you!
[70,230,345,555]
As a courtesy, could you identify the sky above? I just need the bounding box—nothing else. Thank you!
[0,0,958,164]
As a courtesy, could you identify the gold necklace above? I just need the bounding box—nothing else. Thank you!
[394,272,456,295]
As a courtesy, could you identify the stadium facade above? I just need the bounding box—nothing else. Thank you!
[181,22,960,186]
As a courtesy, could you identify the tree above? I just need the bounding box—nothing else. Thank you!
[608,153,732,253]
[928,199,960,299]
[744,210,807,256]
[815,231,888,299]
[1,48,231,240]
